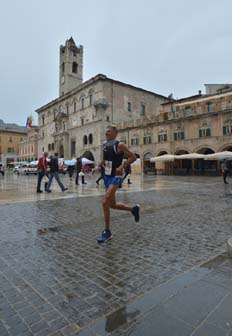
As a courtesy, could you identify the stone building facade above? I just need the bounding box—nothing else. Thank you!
[156,88,232,154]
[0,120,27,166]
[114,85,232,174]
[18,126,39,162]
[36,38,169,163]
[36,37,232,175]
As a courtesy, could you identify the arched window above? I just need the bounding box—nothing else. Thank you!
[89,134,93,144]
[48,144,51,151]
[88,89,94,106]
[62,62,65,74]
[72,62,78,73]
[81,97,85,109]
[52,143,55,150]
[83,135,88,145]
[74,101,77,113]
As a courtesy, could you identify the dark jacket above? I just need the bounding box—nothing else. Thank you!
[49,156,59,173]
[76,159,82,172]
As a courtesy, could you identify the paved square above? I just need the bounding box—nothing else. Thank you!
[0,173,232,335]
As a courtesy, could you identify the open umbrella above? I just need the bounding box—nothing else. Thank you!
[175,153,205,160]
[64,160,76,166]
[150,154,175,162]
[131,158,141,166]
[82,157,94,164]
[204,151,232,160]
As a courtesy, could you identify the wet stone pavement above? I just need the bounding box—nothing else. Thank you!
[0,174,232,335]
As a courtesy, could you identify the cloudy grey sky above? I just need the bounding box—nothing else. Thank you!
[0,0,231,125]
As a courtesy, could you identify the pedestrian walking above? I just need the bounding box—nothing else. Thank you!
[78,169,87,184]
[0,163,5,176]
[96,164,105,185]
[36,152,49,193]
[122,162,132,184]
[221,159,229,184]
[75,157,82,185]
[96,125,140,243]
[45,153,68,192]
[67,164,75,181]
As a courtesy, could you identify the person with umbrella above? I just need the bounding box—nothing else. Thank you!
[66,161,75,181]
[75,157,86,185]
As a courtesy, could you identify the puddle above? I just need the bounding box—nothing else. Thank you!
[37,226,60,235]
[92,306,140,334]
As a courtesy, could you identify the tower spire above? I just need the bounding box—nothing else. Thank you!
[59,37,83,96]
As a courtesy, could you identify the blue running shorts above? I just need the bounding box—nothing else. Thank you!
[103,176,122,189]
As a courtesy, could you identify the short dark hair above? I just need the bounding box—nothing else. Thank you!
[54,152,59,156]
[107,124,117,132]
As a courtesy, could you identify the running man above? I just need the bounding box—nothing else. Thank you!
[96,125,140,243]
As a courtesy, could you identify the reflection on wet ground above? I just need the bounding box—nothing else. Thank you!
[1,173,232,335]
[89,253,232,336]
[1,172,227,204]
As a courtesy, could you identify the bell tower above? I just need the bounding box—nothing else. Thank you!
[59,37,83,96]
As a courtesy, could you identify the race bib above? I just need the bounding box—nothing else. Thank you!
[105,160,112,175]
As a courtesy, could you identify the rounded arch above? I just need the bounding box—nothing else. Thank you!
[59,105,64,113]
[174,149,190,171]
[156,150,168,156]
[218,144,232,152]
[82,151,95,161]
[174,148,189,155]
[72,96,78,104]
[79,92,85,99]
[143,151,155,174]
[194,146,216,173]
[143,152,153,161]
[196,147,214,155]
[194,145,215,154]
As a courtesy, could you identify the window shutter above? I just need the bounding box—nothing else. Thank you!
[174,133,177,141]
[199,129,202,137]
[158,135,160,142]
[223,126,227,135]
[181,131,185,140]
[164,134,167,141]
[206,128,211,136]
